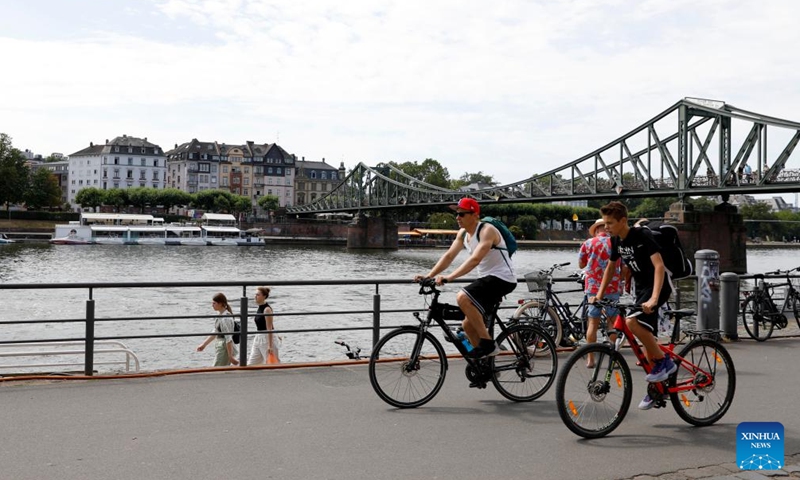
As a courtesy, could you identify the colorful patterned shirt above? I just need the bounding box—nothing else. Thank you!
[579,232,621,295]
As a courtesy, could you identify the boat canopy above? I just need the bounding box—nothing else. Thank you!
[90,226,129,232]
[81,213,157,225]
[128,226,166,232]
[201,213,236,224]
[202,226,241,233]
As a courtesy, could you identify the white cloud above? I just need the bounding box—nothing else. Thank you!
[2,0,800,185]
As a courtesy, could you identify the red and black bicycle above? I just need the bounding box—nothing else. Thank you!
[555,299,736,439]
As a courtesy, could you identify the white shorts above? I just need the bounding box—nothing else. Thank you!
[248,334,280,365]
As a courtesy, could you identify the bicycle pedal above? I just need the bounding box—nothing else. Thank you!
[469,381,487,389]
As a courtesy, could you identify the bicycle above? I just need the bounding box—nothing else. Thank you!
[512,262,609,351]
[740,267,800,341]
[368,278,558,408]
[555,298,736,438]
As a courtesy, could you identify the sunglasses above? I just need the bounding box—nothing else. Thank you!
[456,212,473,217]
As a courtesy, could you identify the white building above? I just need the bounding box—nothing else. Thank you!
[68,135,166,208]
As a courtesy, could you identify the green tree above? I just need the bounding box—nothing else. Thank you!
[156,188,192,213]
[257,195,280,211]
[192,189,234,212]
[427,212,457,230]
[740,202,777,239]
[231,195,252,215]
[0,133,30,212]
[25,168,62,209]
[104,188,130,211]
[514,215,539,240]
[127,187,158,213]
[688,196,717,212]
[451,171,497,189]
[630,197,676,219]
[508,225,523,239]
[74,187,105,211]
[389,158,451,188]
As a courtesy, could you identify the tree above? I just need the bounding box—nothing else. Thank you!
[0,133,30,212]
[740,202,777,239]
[104,188,129,211]
[157,188,192,213]
[25,168,62,209]
[514,215,539,240]
[451,171,497,189]
[427,212,457,230]
[127,187,158,213]
[231,195,252,215]
[74,187,105,211]
[257,195,280,211]
[192,189,234,212]
[389,158,451,188]
[630,197,676,219]
[688,196,717,212]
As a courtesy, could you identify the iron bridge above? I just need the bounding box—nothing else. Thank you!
[287,98,800,214]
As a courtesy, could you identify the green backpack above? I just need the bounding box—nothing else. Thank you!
[476,217,518,257]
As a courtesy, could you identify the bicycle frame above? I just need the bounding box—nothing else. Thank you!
[602,308,716,397]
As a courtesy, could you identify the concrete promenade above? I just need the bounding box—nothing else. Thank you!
[1,337,799,480]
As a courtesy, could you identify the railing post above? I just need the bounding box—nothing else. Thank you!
[85,299,95,376]
[719,272,739,341]
[239,296,248,367]
[373,285,381,349]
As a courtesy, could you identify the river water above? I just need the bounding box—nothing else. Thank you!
[0,243,792,373]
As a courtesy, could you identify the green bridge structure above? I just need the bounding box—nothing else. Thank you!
[286,97,800,273]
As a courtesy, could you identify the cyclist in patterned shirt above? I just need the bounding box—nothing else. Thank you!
[579,218,621,367]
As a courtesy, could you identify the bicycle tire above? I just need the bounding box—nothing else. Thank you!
[512,300,563,352]
[741,296,774,341]
[368,327,447,408]
[791,292,800,330]
[490,324,557,402]
[555,344,632,439]
[670,338,736,426]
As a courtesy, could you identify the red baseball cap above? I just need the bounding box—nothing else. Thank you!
[449,197,480,215]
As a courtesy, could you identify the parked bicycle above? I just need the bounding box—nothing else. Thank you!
[740,267,800,341]
[368,278,558,408]
[512,262,609,351]
[555,298,736,439]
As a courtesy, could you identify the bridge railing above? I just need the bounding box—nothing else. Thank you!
[0,274,790,376]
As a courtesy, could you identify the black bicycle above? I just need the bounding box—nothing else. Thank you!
[741,267,800,341]
[513,262,609,350]
[368,278,558,408]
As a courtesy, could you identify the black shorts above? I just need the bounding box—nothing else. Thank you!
[631,284,672,333]
[461,275,517,318]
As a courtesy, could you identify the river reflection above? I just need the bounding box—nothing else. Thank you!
[0,243,792,372]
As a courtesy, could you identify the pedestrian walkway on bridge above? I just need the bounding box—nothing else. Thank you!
[1,337,798,480]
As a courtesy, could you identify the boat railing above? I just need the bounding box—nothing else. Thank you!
[0,340,140,373]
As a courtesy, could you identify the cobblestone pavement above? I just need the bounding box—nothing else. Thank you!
[621,453,800,480]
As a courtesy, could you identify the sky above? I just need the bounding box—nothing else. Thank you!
[3,0,800,188]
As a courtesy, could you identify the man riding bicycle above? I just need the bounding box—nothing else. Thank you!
[414,198,517,359]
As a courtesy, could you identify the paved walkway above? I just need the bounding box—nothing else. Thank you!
[2,337,799,480]
[623,453,800,479]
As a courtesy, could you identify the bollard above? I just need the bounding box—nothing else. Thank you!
[695,249,720,331]
[719,272,739,340]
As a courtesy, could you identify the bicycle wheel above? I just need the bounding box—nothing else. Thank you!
[555,344,632,439]
[368,327,447,408]
[490,324,557,402]
[741,296,774,341]
[670,338,736,426]
[512,300,562,353]
[791,292,800,330]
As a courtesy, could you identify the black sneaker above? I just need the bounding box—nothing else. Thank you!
[467,339,500,359]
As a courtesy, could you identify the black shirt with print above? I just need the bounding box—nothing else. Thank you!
[610,226,668,292]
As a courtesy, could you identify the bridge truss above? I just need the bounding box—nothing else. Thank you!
[288,98,800,214]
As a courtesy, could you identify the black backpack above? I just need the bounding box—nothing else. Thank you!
[637,224,693,280]
[217,319,241,345]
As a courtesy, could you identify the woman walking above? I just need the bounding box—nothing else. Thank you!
[196,292,239,366]
[249,286,280,365]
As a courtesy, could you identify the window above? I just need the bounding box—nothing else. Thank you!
[244,178,250,185]
[140,182,146,187]
[128,158,133,165]
[103,169,107,178]
[114,146,119,152]
[199,163,210,172]
[94,170,97,174]
[103,156,108,164]
[222,178,229,187]
[222,166,228,173]
[140,171,146,180]
[311,171,317,179]
[268,178,273,185]
[113,168,120,178]
[267,167,273,174]
[244,188,248,195]
[233,178,240,185]
[114,157,119,165]
[141,158,146,166]
[268,189,272,195]
[321,171,327,180]
[128,147,133,153]
[153,172,159,180]
[244,167,249,174]
[211,164,217,173]
[127,170,133,179]
[141,147,146,154]
[153,159,159,167]
[114,183,119,188]
[211,176,216,184]
[277,167,282,175]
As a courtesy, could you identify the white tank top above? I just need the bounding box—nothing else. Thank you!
[462,223,517,283]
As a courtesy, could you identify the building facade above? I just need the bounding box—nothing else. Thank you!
[294,158,346,206]
[67,135,166,207]
[166,140,296,208]
[33,160,69,205]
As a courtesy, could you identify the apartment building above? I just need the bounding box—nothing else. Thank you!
[67,135,166,207]
[295,158,346,206]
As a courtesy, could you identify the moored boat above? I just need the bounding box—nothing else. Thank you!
[0,233,15,244]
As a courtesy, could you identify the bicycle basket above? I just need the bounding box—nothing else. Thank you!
[524,272,549,292]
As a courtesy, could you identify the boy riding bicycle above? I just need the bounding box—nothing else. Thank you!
[414,197,516,359]
[593,201,676,410]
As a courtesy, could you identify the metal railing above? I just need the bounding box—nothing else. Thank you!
[0,274,738,376]
[0,340,140,373]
